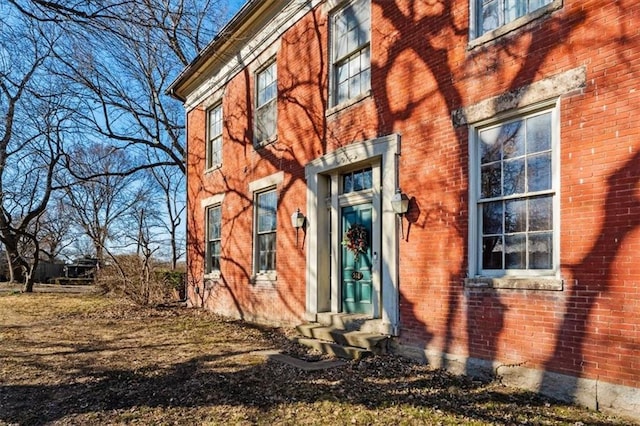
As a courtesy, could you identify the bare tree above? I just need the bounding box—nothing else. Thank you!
[0,13,67,291]
[60,144,146,267]
[3,1,234,284]
[148,163,185,269]
[24,0,232,175]
[35,196,73,261]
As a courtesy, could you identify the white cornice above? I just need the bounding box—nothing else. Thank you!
[177,0,323,111]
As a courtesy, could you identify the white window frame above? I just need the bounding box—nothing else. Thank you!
[254,188,278,276]
[330,0,371,108]
[469,100,560,280]
[469,0,562,45]
[255,60,277,145]
[205,204,222,276]
[206,103,223,169]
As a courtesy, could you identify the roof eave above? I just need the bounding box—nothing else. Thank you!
[166,0,276,101]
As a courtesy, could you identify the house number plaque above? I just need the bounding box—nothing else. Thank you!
[351,271,363,281]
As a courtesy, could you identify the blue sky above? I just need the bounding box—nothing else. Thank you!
[227,0,247,17]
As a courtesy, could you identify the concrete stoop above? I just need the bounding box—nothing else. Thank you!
[295,316,390,360]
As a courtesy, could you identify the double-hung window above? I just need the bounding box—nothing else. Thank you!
[331,0,371,106]
[473,105,558,276]
[206,205,222,274]
[255,61,277,144]
[207,104,223,169]
[255,189,277,273]
[475,0,554,36]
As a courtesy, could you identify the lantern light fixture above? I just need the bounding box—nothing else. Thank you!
[391,189,410,215]
[291,208,306,247]
[391,189,410,239]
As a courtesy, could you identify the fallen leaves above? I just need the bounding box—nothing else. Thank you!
[0,292,631,425]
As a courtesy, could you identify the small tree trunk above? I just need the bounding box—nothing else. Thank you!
[4,242,25,284]
[22,277,34,293]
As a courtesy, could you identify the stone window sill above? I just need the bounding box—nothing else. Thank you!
[251,272,277,287]
[204,271,221,280]
[465,277,563,291]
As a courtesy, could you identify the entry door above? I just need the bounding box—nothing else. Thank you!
[341,203,373,314]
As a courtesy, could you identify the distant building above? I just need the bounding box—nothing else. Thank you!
[169,0,640,420]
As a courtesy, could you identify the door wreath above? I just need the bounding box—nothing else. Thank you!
[341,223,368,261]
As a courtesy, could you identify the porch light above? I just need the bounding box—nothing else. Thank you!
[391,189,410,239]
[391,189,409,215]
[291,208,306,228]
[291,208,306,248]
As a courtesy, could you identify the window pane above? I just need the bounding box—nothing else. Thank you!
[344,174,353,193]
[505,0,526,22]
[482,236,503,269]
[481,162,502,199]
[361,63,371,93]
[258,232,276,271]
[350,53,362,75]
[211,137,222,166]
[335,31,348,59]
[349,72,360,99]
[529,232,552,269]
[362,168,372,189]
[527,152,551,192]
[210,241,221,271]
[257,63,276,109]
[343,168,373,194]
[482,0,499,33]
[208,207,221,239]
[505,198,526,233]
[480,126,502,163]
[256,101,276,142]
[505,234,526,269]
[503,158,525,195]
[258,191,277,232]
[529,195,552,231]
[337,80,349,104]
[501,120,525,159]
[353,170,363,191]
[527,112,551,153]
[482,201,503,234]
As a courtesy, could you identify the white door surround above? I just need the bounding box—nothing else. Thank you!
[304,134,401,335]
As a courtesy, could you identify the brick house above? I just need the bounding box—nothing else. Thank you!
[168,0,640,419]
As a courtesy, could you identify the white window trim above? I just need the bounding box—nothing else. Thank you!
[205,204,222,279]
[206,103,223,171]
[468,99,561,286]
[249,172,284,283]
[469,0,563,48]
[202,193,225,280]
[328,0,371,108]
[254,59,278,146]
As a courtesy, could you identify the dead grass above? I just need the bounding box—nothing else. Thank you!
[0,292,633,425]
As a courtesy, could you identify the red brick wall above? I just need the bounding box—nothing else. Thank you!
[186,0,640,390]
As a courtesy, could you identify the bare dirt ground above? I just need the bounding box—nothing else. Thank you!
[0,291,633,425]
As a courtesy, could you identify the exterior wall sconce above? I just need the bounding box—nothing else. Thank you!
[291,208,306,247]
[391,189,410,239]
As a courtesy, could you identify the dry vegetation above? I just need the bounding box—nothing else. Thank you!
[0,290,633,425]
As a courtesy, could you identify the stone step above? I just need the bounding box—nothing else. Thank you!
[315,312,383,333]
[296,323,389,354]
[294,337,371,360]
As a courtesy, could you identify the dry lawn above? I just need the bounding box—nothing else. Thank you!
[0,290,633,425]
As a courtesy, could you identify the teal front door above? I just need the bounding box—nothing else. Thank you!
[341,203,373,314]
